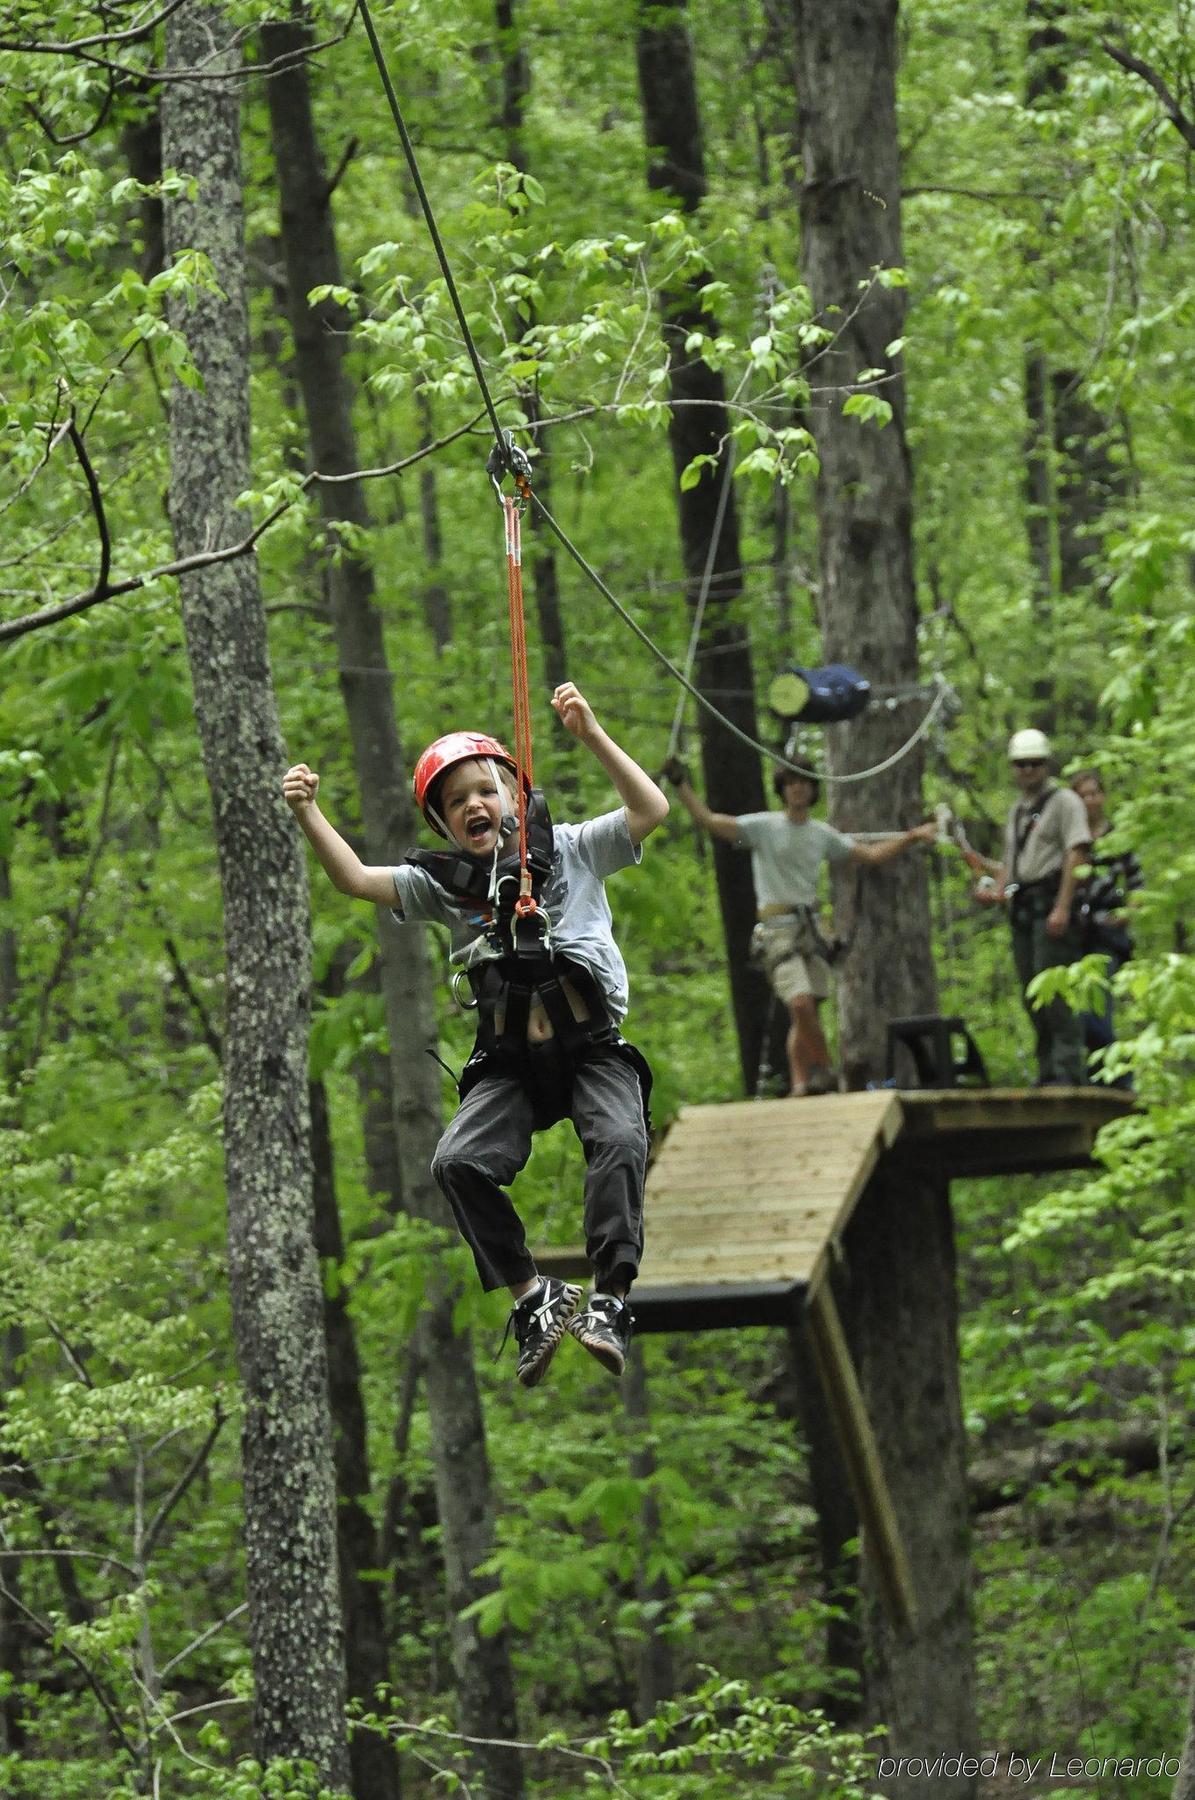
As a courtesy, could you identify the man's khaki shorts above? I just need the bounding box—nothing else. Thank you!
[753,918,832,1003]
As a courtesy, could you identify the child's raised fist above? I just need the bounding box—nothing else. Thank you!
[283,764,319,812]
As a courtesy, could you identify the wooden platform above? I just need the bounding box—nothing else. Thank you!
[536,1087,1132,1332]
[535,1085,1131,1634]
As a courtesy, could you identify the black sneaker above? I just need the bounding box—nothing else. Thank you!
[805,1064,838,1096]
[569,1293,634,1378]
[508,1278,582,1388]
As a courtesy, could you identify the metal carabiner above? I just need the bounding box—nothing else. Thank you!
[486,429,533,510]
[451,968,479,1011]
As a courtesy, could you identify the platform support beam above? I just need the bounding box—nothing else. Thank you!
[784,1293,863,1702]
[805,1280,917,1634]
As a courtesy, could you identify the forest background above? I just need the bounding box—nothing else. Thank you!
[1,0,1193,1796]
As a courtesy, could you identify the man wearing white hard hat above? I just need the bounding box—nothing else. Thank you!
[972,729,1091,1083]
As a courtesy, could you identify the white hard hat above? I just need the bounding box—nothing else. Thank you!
[1007,728,1052,761]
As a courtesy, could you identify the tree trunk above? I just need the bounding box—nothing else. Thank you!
[787,4,977,1792]
[789,0,937,1084]
[161,10,350,1785]
[262,28,523,1797]
[635,0,768,1092]
[310,1078,401,1800]
[845,1174,974,1793]
[1051,370,1129,600]
[1023,350,1055,719]
[622,1344,676,1718]
[1022,3,1067,722]
[1175,1661,1195,1800]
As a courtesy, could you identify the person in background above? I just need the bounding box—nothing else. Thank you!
[664,759,936,1096]
[1070,769,1142,1079]
[970,729,1091,1085]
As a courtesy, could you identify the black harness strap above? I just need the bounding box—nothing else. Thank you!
[404,788,557,943]
[404,791,621,1060]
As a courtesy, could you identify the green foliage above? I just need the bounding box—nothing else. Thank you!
[353,1670,879,1798]
[3,0,1195,1789]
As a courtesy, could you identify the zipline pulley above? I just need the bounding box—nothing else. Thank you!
[487,429,534,510]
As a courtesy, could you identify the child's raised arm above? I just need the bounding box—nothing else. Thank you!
[551,683,669,846]
[282,764,397,904]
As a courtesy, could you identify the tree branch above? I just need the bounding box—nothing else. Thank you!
[25,75,118,147]
[0,1578,141,1763]
[1099,38,1195,151]
[0,4,359,87]
[142,1406,225,1562]
[160,931,223,1061]
[158,1599,248,1678]
[903,182,1051,204]
[30,732,121,1067]
[0,408,488,645]
[321,133,360,204]
[0,0,192,54]
[67,416,112,600]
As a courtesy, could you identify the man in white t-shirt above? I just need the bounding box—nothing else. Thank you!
[667,761,935,1095]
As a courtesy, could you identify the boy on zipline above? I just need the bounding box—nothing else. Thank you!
[283,682,668,1387]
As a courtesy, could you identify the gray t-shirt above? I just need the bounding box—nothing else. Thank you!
[735,812,855,909]
[390,807,641,1019]
[1002,785,1090,887]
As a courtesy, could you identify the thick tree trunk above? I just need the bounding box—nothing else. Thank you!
[263,29,523,1798]
[309,1079,400,1800]
[788,5,977,1793]
[161,9,349,1785]
[635,0,768,1092]
[790,0,937,1084]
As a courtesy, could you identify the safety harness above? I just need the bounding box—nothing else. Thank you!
[404,789,617,1063]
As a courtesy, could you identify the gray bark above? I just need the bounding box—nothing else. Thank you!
[161,7,349,1785]
[790,0,937,1086]
[1176,1662,1195,1800]
[788,4,977,1792]
[309,1078,401,1800]
[635,0,770,1092]
[262,26,523,1796]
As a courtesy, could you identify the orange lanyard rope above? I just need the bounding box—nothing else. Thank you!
[502,496,537,917]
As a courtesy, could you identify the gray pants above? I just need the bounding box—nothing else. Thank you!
[1011,916,1086,1084]
[431,1047,648,1293]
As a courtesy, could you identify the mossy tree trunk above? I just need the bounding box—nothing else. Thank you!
[161,7,350,1785]
[263,24,523,1797]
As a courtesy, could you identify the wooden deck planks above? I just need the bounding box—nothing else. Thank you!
[636,1092,901,1292]
[535,1086,1132,1303]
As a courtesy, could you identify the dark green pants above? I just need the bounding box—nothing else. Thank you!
[1011,916,1086,1085]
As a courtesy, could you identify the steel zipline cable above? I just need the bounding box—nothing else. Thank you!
[355,0,949,788]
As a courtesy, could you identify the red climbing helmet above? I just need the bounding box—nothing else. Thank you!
[412,732,524,836]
